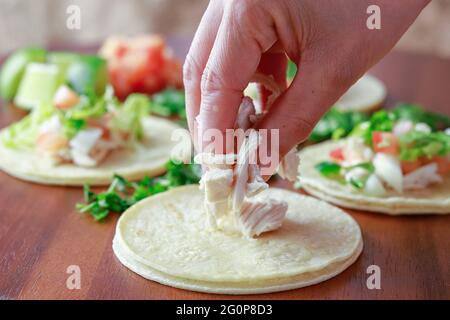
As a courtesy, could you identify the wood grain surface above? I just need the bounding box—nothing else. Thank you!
[0,40,449,300]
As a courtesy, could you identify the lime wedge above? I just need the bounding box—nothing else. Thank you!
[0,48,47,100]
[14,63,64,109]
[47,51,81,76]
[67,55,108,98]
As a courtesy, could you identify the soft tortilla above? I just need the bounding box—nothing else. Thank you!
[299,140,450,215]
[334,74,386,113]
[0,116,181,186]
[114,185,363,294]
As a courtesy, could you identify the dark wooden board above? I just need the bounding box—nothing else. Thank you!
[0,40,449,299]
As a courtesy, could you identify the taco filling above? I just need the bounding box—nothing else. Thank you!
[195,76,299,238]
[315,108,450,196]
[1,85,149,167]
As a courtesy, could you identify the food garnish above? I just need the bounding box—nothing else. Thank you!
[315,105,450,195]
[76,161,201,221]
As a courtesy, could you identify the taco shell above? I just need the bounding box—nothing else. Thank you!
[113,185,363,294]
[299,140,450,215]
[0,116,182,186]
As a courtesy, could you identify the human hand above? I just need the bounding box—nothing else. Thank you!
[184,0,429,158]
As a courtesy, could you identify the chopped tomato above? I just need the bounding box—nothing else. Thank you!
[115,45,128,58]
[100,35,182,100]
[53,85,79,110]
[372,131,399,155]
[403,156,450,176]
[432,156,450,176]
[401,159,422,174]
[87,118,111,140]
[330,147,345,161]
[36,132,68,153]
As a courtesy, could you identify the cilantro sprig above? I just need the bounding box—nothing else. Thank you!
[150,87,186,120]
[76,160,201,221]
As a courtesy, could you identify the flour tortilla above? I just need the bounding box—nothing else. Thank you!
[299,140,450,215]
[113,235,363,295]
[114,185,363,294]
[334,74,386,113]
[0,116,182,186]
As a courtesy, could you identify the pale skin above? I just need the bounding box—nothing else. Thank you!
[184,0,430,169]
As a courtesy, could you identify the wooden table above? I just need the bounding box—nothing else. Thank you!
[0,41,449,300]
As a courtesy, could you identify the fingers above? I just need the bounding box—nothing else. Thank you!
[197,2,277,144]
[255,58,348,159]
[256,49,287,111]
[183,1,223,135]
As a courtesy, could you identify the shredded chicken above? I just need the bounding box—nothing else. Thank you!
[403,163,443,190]
[277,147,300,182]
[197,131,285,238]
[69,128,123,167]
[196,75,299,238]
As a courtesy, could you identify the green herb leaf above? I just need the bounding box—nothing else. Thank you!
[315,161,342,177]
[392,103,450,131]
[309,108,369,143]
[76,160,201,221]
[349,177,365,189]
[287,60,297,80]
[151,88,186,119]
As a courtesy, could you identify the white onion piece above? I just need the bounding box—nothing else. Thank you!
[277,147,300,182]
[364,174,386,196]
[415,122,432,133]
[39,115,62,134]
[373,153,403,193]
[345,167,369,184]
[342,137,374,166]
[393,120,413,136]
[69,128,103,155]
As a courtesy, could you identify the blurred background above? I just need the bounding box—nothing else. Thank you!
[0,0,450,58]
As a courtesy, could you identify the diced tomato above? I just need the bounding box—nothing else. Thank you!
[432,156,450,176]
[401,159,422,174]
[115,45,128,58]
[330,147,345,161]
[87,118,111,140]
[403,156,450,176]
[372,131,399,155]
[100,35,182,100]
[53,85,79,110]
[36,132,68,153]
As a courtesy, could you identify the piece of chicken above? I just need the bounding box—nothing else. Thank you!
[403,162,443,190]
[277,147,300,182]
[240,199,288,237]
[196,74,296,238]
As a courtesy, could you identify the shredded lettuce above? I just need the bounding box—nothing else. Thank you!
[2,88,150,149]
[399,131,450,161]
[65,95,108,120]
[0,101,56,148]
[62,118,86,139]
[110,94,149,141]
